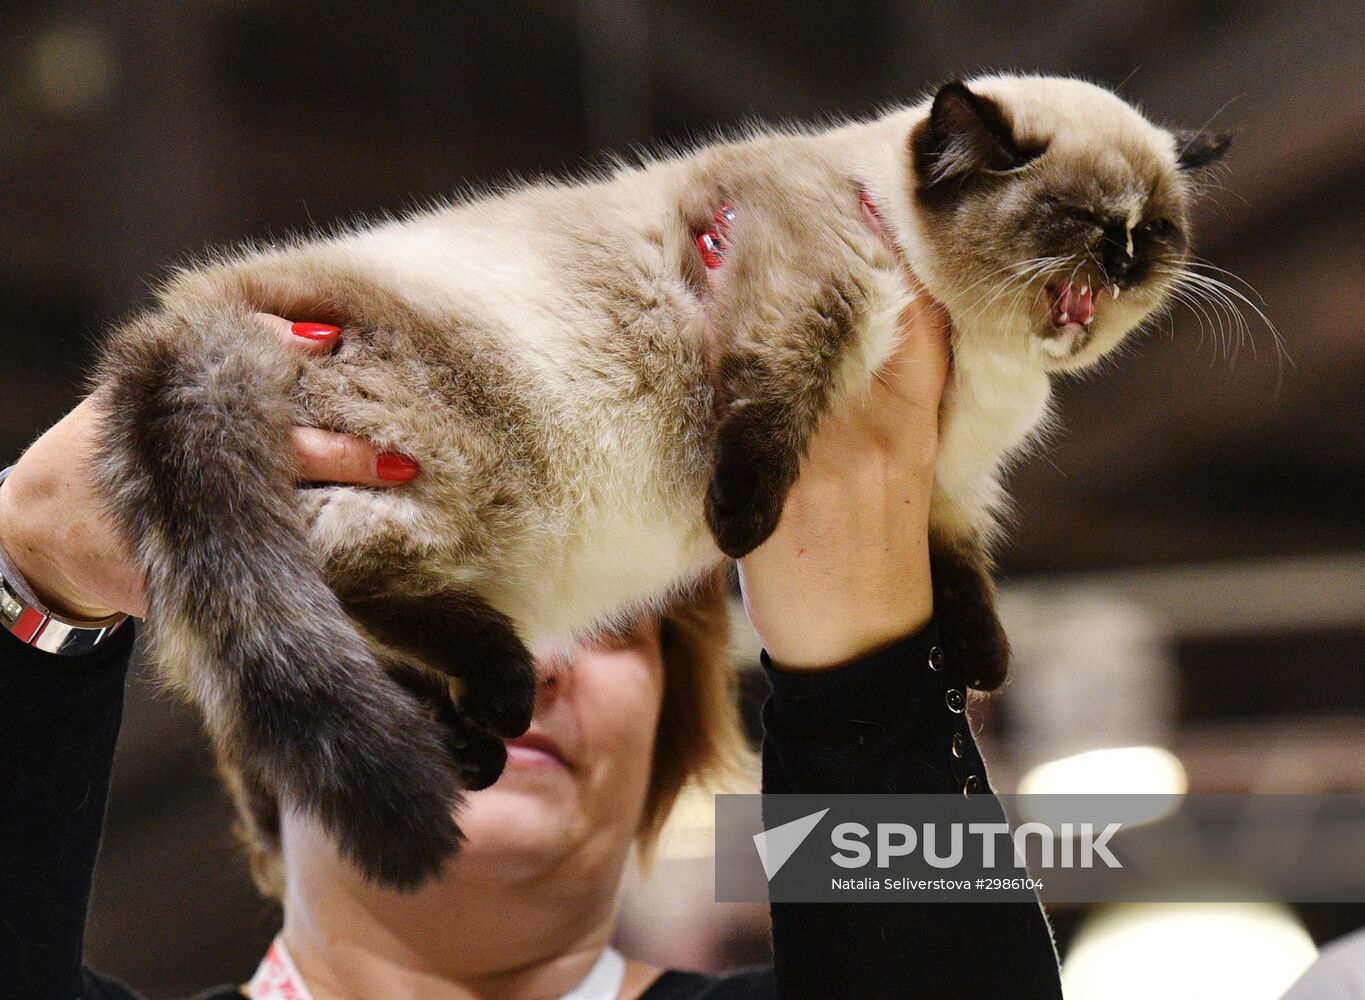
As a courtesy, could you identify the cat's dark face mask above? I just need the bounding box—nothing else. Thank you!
[911,79,1231,371]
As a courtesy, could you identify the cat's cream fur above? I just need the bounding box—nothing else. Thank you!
[93,74,1228,887]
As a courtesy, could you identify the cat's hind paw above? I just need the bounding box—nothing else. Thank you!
[341,584,537,739]
[930,537,1012,691]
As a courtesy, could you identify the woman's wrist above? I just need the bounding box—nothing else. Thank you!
[0,470,121,623]
[738,450,937,671]
[733,294,947,671]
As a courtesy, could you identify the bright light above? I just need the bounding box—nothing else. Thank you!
[1019,745,1187,796]
[1018,745,1187,827]
[1064,903,1317,1000]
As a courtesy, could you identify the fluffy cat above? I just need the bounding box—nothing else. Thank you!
[91,75,1230,888]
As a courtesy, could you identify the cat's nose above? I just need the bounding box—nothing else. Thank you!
[1099,223,1141,287]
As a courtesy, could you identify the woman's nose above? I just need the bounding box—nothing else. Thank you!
[534,660,568,709]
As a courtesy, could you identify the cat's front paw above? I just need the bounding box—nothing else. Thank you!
[705,400,797,558]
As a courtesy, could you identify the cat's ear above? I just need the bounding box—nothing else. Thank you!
[1173,129,1233,174]
[913,81,1036,189]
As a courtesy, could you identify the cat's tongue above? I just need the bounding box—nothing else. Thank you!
[1048,282,1095,327]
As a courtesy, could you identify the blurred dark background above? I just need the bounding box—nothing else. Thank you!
[2,2,1361,997]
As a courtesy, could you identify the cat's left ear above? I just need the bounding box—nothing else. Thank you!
[1173,129,1233,174]
[913,81,1039,190]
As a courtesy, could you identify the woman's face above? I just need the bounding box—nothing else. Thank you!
[447,617,667,887]
[281,617,666,907]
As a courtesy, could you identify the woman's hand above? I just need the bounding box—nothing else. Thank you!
[0,316,420,621]
[698,209,951,670]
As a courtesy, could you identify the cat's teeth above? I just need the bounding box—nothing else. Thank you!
[1080,285,1089,296]
[1059,311,1069,323]
[1111,285,1120,300]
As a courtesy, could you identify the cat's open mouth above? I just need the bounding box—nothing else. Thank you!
[1045,281,1095,329]
[1041,281,1097,358]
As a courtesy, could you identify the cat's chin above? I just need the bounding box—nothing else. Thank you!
[1038,321,1094,361]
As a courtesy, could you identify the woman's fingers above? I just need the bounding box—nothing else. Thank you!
[290,427,420,486]
[880,293,952,406]
[253,312,422,487]
[254,312,341,355]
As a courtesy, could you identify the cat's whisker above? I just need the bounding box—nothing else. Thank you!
[959,264,1049,324]
[1173,275,1238,361]
[1193,179,1251,211]
[1190,257,1283,362]
[1160,265,1290,378]
[951,272,1035,323]
[1165,288,1215,357]
[964,260,1061,324]
[1188,278,1244,363]
[982,255,1075,326]
[1186,257,1272,307]
[959,278,1026,324]
[953,257,1061,309]
[1165,271,1254,370]
[954,256,1060,300]
[965,258,1077,338]
[1191,263,1291,392]
[1160,278,1224,360]
[1012,262,1071,317]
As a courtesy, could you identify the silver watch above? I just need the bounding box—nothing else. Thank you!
[0,465,129,655]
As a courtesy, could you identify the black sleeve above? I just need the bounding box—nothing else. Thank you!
[0,623,138,1000]
[759,618,1063,1000]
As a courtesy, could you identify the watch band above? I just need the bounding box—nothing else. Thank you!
[0,464,129,655]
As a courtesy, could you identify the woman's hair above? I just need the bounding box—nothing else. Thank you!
[218,567,751,898]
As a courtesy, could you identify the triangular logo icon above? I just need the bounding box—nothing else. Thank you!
[753,808,829,881]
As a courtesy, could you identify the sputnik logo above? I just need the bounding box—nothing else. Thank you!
[752,808,830,880]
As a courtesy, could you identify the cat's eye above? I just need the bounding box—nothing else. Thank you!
[1144,218,1178,239]
[1042,197,1100,227]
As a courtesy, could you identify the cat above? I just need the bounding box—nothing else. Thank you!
[90,74,1231,889]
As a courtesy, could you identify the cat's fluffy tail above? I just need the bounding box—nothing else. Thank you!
[92,300,466,890]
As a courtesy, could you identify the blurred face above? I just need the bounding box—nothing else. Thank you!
[277,619,668,978]
[284,618,665,901]
[445,616,666,889]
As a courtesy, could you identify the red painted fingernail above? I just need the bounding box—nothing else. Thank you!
[291,321,340,341]
[714,204,736,234]
[697,232,725,269]
[376,452,420,481]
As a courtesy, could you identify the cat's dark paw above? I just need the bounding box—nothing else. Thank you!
[438,705,509,792]
[930,538,1012,691]
[455,730,509,792]
[452,646,535,739]
[302,702,468,891]
[341,586,537,738]
[939,610,1011,691]
[387,664,511,791]
[705,400,797,558]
